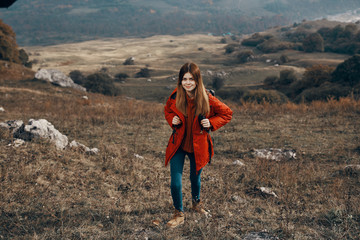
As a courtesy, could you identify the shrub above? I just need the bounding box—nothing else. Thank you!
[317,27,332,41]
[263,75,279,88]
[224,44,237,54]
[69,70,86,85]
[220,38,227,44]
[135,68,151,78]
[114,73,129,82]
[303,65,335,88]
[242,89,288,104]
[18,49,33,68]
[217,87,249,102]
[212,76,225,90]
[331,55,360,87]
[279,54,290,64]
[241,33,273,47]
[286,27,310,42]
[256,38,293,53]
[302,33,324,52]
[295,83,351,103]
[123,57,135,65]
[279,69,297,85]
[236,50,254,63]
[84,72,120,96]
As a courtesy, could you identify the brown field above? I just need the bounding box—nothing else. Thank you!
[0,34,359,239]
[1,74,360,239]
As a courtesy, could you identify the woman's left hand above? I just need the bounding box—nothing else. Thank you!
[200,118,211,128]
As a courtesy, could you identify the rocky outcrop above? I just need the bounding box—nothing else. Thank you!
[14,119,68,149]
[1,119,98,153]
[35,69,86,92]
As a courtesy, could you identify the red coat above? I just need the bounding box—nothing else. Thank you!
[164,89,233,172]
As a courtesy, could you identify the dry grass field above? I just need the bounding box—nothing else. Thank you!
[1,74,360,239]
[0,33,359,239]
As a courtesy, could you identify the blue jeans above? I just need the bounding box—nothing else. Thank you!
[170,148,203,212]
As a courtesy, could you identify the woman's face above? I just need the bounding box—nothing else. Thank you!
[181,72,196,93]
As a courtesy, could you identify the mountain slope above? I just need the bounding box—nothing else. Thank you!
[1,0,359,46]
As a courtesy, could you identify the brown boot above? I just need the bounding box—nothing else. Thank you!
[166,209,185,228]
[191,199,209,215]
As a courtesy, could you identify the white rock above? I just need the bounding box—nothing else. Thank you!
[16,119,68,150]
[0,120,24,133]
[0,107,4,112]
[69,140,99,155]
[134,154,144,159]
[13,139,25,147]
[252,148,296,161]
[232,160,245,166]
[259,187,278,198]
[82,96,88,100]
[266,59,271,63]
[344,165,360,175]
[147,79,152,82]
[35,69,86,92]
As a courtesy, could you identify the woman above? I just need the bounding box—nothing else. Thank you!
[164,62,233,228]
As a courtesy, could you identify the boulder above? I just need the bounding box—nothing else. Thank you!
[232,160,245,166]
[35,69,86,92]
[0,107,4,112]
[14,119,68,149]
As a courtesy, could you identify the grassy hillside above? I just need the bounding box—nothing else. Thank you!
[1,74,360,239]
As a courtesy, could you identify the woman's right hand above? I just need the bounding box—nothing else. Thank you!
[172,116,181,126]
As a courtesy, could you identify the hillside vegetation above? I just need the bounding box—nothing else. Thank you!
[1,0,359,45]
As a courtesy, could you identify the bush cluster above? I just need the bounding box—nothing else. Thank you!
[262,56,360,102]
[236,50,254,63]
[241,33,273,47]
[317,24,360,54]
[69,70,121,96]
[256,39,294,53]
[217,87,287,104]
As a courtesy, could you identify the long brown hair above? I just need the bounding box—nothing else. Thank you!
[176,62,210,116]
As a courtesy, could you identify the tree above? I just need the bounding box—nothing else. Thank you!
[303,65,334,87]
[85,73,120,96]
[302,33,324,52]
[331,55,360,87]
[0,19,20,63]
[236,50,254,63]
[69,70,86,85]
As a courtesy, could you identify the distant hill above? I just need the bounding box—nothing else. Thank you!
[0,0,360,46]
